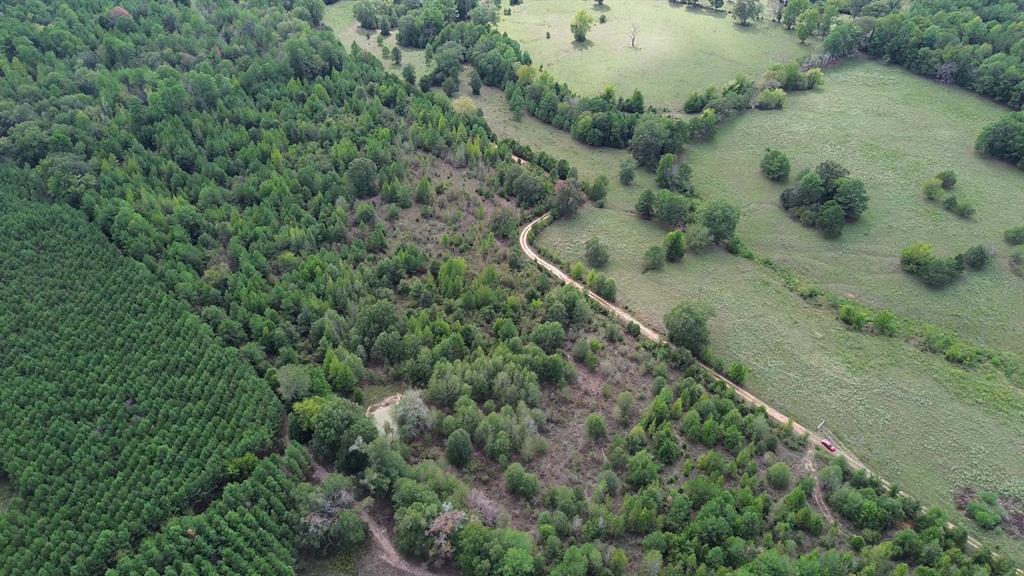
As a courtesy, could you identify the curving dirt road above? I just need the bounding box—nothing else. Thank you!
[520,213,1004,564]
[518,214,857,462]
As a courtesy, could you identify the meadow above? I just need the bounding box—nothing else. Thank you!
[688,60,1024,355]
[499,0,809,109]
[467,79,1024,559]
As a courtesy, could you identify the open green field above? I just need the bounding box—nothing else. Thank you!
[468,80,1024,559]
[688,60,1024,356]
[324,1,428,76]
[499,0,809,109]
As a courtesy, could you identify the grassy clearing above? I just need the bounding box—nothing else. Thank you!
[688,59,1024,356]
[324,1,428,76]
[469,81,1024,559]
[499,0,809,109]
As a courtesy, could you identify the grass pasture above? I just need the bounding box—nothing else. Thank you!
[468,79,1024,558]
[499,0,809,109]
[540,207,1024,558]
[688,60,1024,355]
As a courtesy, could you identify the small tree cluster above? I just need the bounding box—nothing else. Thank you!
[779,161,868,238]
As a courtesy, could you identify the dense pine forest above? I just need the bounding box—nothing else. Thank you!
[0,0,1019,575]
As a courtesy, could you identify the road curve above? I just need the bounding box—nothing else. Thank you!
[520,213,1004,563]
[518,213,853,459]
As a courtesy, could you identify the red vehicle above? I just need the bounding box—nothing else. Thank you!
[820,439,837,453]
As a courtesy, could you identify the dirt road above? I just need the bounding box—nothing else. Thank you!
[520,213,1008,567]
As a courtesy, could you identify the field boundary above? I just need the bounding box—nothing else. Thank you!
[521,212,1014,567]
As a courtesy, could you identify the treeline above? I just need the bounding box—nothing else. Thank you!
[0,188,282,575]
[778,0,1024,110]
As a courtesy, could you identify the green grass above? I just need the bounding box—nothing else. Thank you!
[469,76,1024,560]
[499,0,810,109]
[687,59,1024,356]
[324,1,429,76]
[540,209,1024,558]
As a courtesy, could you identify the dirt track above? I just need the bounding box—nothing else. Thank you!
[519,213,1006,566]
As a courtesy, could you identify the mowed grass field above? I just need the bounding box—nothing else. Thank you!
[688,59,1024,356]
[499,0,809,109]
[468,81,1024,558]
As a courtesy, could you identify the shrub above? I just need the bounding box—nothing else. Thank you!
[588,272,617,301]
[531,322,566,353]
[962,245,989,270]
[936,170,957,189]
[505,463,540,499]
[1012,247,1024,277]
[838,304,869,330]
[760,148,791,181]
[586,413,607,441]
[588,175,609,204]
[664,231,686,262]
[1005,226,1024,245]
[626,322,641,338]
[702,200,740,243]
[643,245,666,272]
[766,462,791,490]
[726,362,747,384]
[966,492,1003,530]
[627,450,660,488]
[900,243,964,287]
[755,88,786,110]
[922,178,943,201]
[872,310,897,336]
[619,160,635,185]
[617,391,635,422]
[446,428,472,468]
[584,238,610,268]
[664,302,713,355]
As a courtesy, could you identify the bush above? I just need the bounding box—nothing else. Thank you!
[619,160,635,185]
[588,175,609,204]
[755,88,786,110]
[446,428,472,468]
[838,304,869,330]
[766,462,791,490]
[584,238,610,268]
[643,245,666,272]
[586,413,607,441]
[726,362,747,384]
[1005,226,1024,245]
[531,322,566,353]
[966,492,1003,530]
[922,178,943,201]
[936,170,957,189]
[664,231,686,263]
[901,243,964,288]
[626,322,641,338]
[664,302,713,355]
[760,148,791,181]
[505,463,539,499]
[962,245,989,269]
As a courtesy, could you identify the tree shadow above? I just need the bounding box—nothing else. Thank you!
[691,6,730,18]
[572,39,595,51]
[590,3,611,12]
